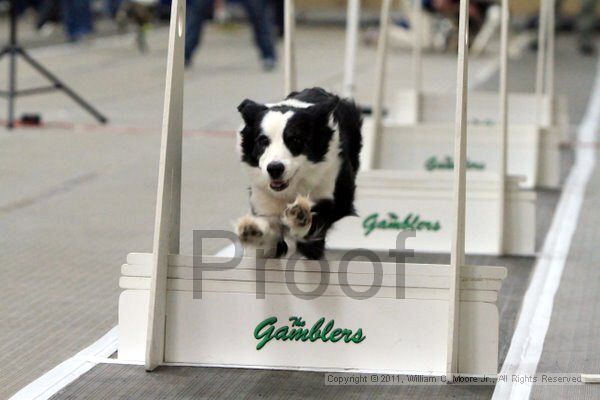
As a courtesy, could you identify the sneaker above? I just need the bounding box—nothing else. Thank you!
[580,41,596,56]
[262,58,276,72]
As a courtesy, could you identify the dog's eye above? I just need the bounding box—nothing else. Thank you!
[256,135,270,146]
[289,137,303,147]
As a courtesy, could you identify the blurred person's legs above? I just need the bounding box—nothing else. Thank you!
[185,0,215,65]
[271,0,284,38]
[14,0,41,15]
[577,0,598,55]
[158,0,172,20]
[115,0,154,52]
[106,0,124,18]
[60,0,94,42]
[185,0,276,70]
[36,0,61,31]
[240,0,277,70]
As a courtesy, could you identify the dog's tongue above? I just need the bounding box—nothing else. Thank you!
[271,180,285,188]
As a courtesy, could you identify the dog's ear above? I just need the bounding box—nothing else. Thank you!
[237,99,267,125]
[309,97,339,125]
[285,90,300,99]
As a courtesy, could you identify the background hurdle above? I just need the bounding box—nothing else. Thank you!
[343,0,565,188]
[325,0,537,256]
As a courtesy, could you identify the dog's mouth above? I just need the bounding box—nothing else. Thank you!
[269,179,289,192]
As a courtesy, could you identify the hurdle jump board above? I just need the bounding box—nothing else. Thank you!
[389,89,565,188]
[327,171,536,256]
[362,118,540,188]
[118,253,507,375]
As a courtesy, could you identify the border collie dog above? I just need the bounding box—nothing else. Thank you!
[235,87,362,260]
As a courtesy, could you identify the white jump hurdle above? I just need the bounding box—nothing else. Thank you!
[119,253,506,374]
[119,0,507,379]
[362,120,540,188]
[327,171,535,255]
[327,0,537,255]
[344,0,566,188]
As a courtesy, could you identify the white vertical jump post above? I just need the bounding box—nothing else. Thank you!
[284,0,297,95]
[343,0,361,98]
[497,0,510,253]
[535,0,554,126]
[535,0,547,127]
[411,0,423,120]
[145,0,185,371]
[447,0,470,380]
[545,0,555,104]
[368,0,393,170]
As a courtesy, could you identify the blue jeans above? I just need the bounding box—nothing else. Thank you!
[14,0,42,15]
[60,0,93,41]
[185,0,276,63]
[106,0,123,17]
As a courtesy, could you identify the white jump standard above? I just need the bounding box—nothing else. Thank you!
[118,0,507,379]
[328,0,536,256]
[393,0,566,188]
[343,0,566,188]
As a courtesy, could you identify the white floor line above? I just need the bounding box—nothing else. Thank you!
[9,327,119,400]
[8,244,234,399]
[75,356,144,366]
[492,57,600,400]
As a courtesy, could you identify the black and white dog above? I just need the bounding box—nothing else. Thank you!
[235,87,362,260]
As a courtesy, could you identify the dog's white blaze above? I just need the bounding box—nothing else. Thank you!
[259,110,295,172]
[266,99,313,109]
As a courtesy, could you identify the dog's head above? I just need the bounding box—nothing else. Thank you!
[236,98,338,195]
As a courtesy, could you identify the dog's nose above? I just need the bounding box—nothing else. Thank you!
[267,162,285,179]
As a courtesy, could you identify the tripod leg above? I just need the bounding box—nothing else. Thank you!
[8,48,16,129]
[17,49,108,124]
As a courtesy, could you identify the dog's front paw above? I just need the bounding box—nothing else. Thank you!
[236,215,268,247]
[236,215,279,258]
[283,195,313,238]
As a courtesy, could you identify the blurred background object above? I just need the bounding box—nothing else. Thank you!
[360,0,598,54]
[573,0,598,54]
[60,0,93,42]
[115,1,155,52]
[0,0,108,128]
[0,0,597,53]
[184,0,277,70]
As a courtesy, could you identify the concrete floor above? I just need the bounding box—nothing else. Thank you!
[1,19,598,400]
